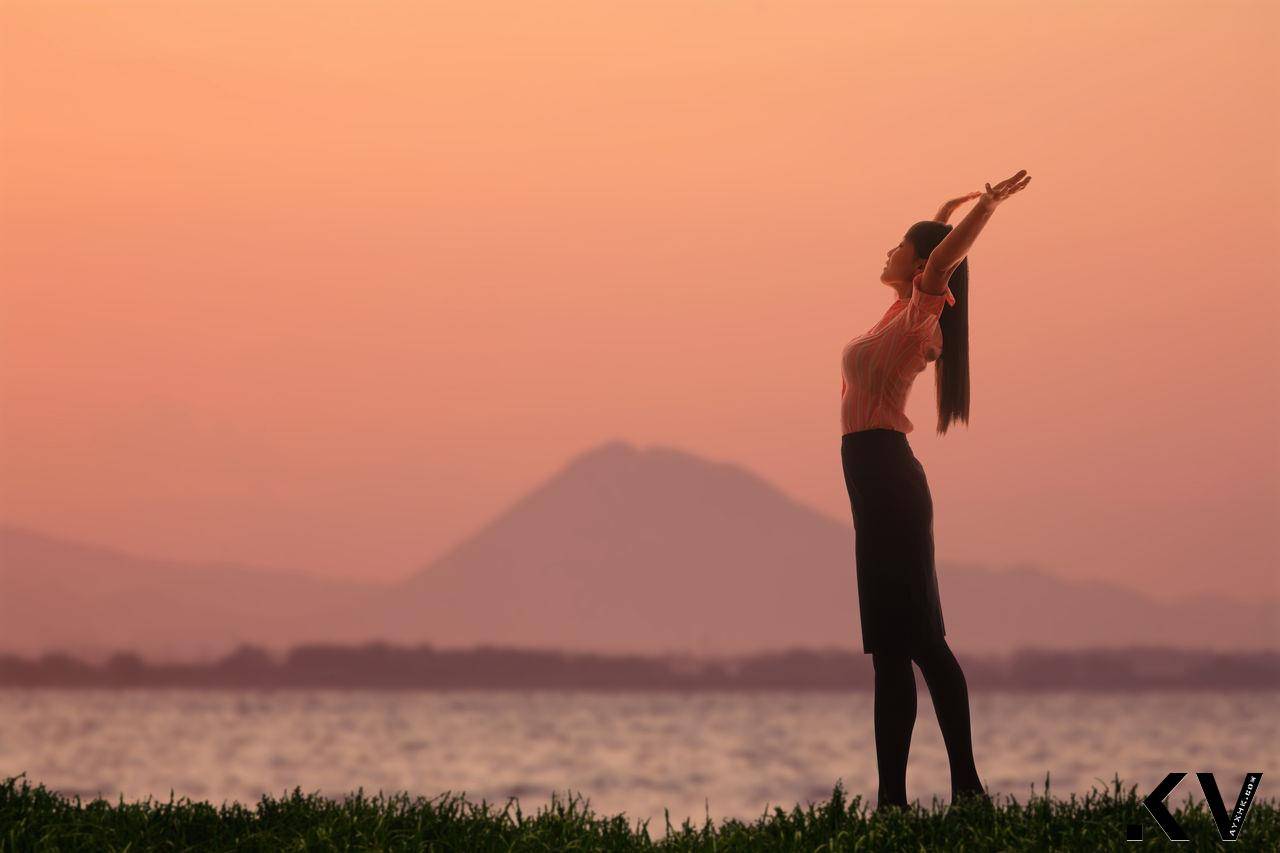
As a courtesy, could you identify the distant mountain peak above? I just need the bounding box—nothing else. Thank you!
[558,439,729,489]
[560,439,742,484]
[565,438,640,468]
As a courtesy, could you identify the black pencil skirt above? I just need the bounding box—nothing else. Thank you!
[841,428,947,655]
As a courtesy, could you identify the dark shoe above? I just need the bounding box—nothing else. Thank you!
[874,796,911,814]
[951,787,994,808]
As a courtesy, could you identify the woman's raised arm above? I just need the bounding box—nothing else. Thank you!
[932,191,983,224]
[924,170,1031,282]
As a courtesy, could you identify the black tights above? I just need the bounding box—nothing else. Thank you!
[871,636,984,808]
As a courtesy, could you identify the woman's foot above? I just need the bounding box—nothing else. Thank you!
[950,785,993,808]
[875,791,911,813]
[874,801,910,815]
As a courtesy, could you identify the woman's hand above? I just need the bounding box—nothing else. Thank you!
[934,191,984,223]
[979,169,1032,207]
[926,172,1031,271]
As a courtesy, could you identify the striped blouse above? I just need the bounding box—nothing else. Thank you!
[840,271,955,435]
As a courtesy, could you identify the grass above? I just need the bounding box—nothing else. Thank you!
[2,771,1277,851]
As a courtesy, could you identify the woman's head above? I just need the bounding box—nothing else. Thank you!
[880,233,926,286]
[890,220,971,435]
[881,221,952,285]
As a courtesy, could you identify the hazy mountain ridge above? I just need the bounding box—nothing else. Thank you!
[3,440,1277,661]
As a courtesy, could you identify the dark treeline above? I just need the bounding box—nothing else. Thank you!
[1,642,1276,690]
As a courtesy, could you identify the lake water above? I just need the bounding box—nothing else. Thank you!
[2,689,1276,837]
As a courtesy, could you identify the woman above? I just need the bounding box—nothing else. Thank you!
[839,169,1031,811]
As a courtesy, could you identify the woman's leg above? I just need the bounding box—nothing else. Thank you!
[870,648,916,808]
[910,636,985,799]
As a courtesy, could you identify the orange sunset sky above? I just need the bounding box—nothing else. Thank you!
[2,1,1277,606]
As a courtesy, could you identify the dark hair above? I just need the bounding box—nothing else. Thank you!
[905,220,970,434]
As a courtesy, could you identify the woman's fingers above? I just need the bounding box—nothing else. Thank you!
[993,170,1027,193]
[982,172,1031,203]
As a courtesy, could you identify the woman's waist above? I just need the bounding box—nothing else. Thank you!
[841,427,919,459]
[842,427,908,441]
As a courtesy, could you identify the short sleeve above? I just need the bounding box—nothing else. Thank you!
[903,271,955,334]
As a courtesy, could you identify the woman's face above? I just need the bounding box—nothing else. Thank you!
[881,236,924,286]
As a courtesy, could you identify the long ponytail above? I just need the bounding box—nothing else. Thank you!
[905,221,971,435]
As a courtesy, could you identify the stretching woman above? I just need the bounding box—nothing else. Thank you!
[839,169,1031,811]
